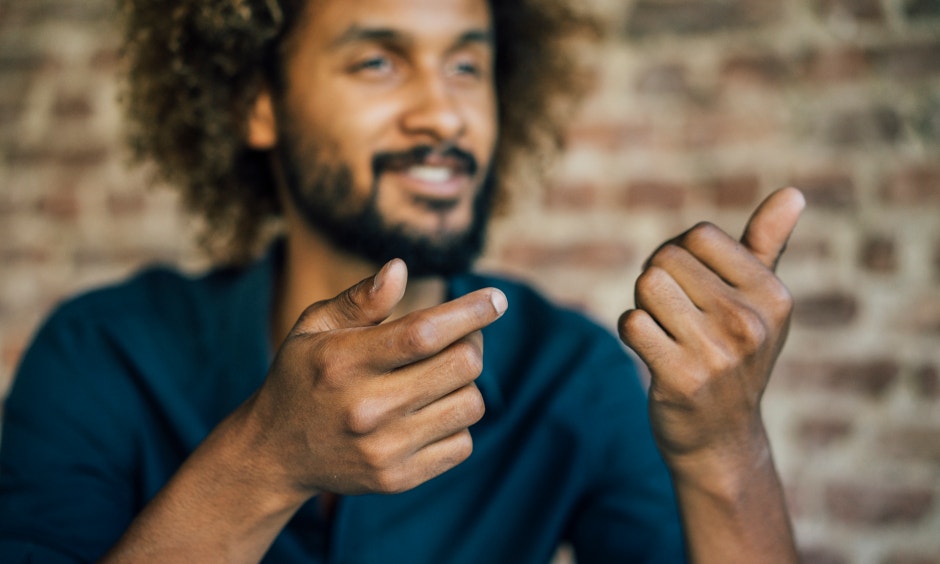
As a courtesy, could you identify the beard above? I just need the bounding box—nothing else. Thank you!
[275,126,496,278]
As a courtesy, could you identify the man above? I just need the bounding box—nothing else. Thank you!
[0,0,802,561]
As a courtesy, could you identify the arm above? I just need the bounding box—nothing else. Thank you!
[103,259,507,562]
[619,187,804,563]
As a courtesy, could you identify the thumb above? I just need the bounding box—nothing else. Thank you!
[293,259,408,335]
[741,187,806,271]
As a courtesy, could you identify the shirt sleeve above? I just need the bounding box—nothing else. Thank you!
[0,306,143,562]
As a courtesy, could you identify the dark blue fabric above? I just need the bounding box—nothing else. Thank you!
[0,247,685,563]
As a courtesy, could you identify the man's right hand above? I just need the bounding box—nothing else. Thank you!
[246,259,508,497]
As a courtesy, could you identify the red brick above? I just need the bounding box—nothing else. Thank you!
[620,180,686,210]
[879,426,940,462]
[795,416,853,449]
[500,241,636,270]
[881,165,940,205]
[0,247,52,265]
[90,47,120,70]
[6,146,108,168]
[823,106,903,146]
[107,193,147,216]
[781,238,833,261]
[859,235,897,273]
[682,110,778,149]
[17,2,115,24]
[790,172,856,210]
[870,42,940,80]
[565,122,652,151]
[826,483,934,525]
[798,47,871,83]
[793,292,859,326]
[902,293,940,334]
[705,174,760,208]
[625,0,781,37]
[52,93,93,120]
[635,62,690,96]
[720,53,792,88]
[37,192,79,221]
[812,0,885,22]
[781,359,899,397]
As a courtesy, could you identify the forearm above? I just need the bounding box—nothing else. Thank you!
[102,400,311,563]
[670,428,798,564]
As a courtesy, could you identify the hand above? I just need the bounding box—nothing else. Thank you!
[246,259,507,497]
[618,187,805,473]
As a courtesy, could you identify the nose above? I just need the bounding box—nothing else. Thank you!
[400,70,466,144]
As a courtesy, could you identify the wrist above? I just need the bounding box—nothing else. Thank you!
[664,422,774,504]
[211,395,317,514]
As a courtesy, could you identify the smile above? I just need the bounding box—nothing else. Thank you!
[407,165,455,184]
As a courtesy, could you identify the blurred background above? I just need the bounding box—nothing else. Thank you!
[1,0,938,561]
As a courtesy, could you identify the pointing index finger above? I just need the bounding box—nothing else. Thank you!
[365,288,508,371]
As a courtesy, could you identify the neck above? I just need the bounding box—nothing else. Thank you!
[270,217,448,349]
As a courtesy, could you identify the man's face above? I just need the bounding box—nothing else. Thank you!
[270,0,498,276]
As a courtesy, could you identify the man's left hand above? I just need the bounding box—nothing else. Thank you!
[619,187,805,477]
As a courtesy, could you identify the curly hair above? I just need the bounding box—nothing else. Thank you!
[118,0,597,263]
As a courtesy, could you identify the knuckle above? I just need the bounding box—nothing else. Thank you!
[450,430,474,464]
[358,436,395,472]
[726,308,767,349]
[636,266,667,296]
[334,288,364,321]
[649,243,683,267]
[371,467,406,494]
[294,299,332,334]
[403,316,439,356]
[345,399,382,435]
[704,346,736,377]
[689,221,719,239]
[461,385,486,424]
[767,282,794,320]
[680,222,716,247]
[451,338,484,378]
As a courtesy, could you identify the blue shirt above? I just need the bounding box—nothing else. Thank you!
[0,245,684,563]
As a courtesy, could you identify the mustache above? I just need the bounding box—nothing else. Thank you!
[371,145,479,178]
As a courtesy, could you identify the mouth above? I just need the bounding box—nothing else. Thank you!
[373,145,478,203]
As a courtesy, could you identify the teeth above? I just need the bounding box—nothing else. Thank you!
[408,166,453,183]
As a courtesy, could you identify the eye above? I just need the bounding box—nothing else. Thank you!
[447,57,485,79]
[350,54,394,75]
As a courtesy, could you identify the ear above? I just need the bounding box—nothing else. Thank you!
[246,88,277,149]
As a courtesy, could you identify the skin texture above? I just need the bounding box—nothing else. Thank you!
[620,186,805,563]
[102,0,801,561]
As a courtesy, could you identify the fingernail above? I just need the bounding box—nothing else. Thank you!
[490,290,508,317]
[372,259,399,293]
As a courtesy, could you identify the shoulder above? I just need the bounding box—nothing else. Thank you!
[14,261,262,396]
[47,264,241,331]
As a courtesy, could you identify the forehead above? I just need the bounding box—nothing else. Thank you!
[299,0,493,44]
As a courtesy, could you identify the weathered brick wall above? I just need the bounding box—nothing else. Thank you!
[1,0,939,561]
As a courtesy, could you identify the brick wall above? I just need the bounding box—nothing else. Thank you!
[1,0,939,561]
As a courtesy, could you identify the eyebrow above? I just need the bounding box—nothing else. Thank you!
[329,26,493,51]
